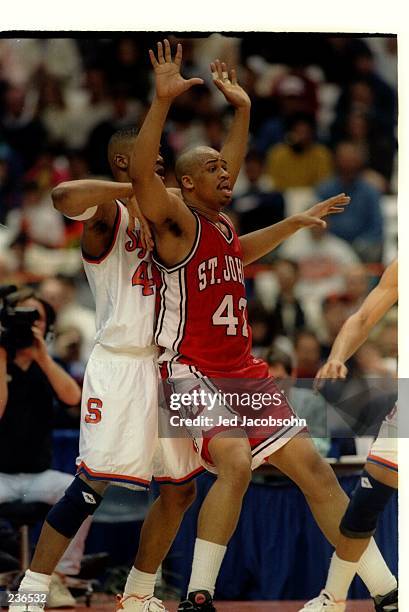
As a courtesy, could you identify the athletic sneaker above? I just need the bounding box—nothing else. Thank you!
[46,573,76,608]
[298,589,346,611]
[116,593,168,611]
[373,587,398,611]
[177,590,216,611]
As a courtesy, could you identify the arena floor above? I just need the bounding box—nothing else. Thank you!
[71,599,374,611]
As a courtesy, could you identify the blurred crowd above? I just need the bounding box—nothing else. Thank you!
[0,34,398,446]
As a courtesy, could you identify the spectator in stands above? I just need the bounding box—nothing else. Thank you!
[265,113,333,190]
[270,259,306,339]
[6,181,65,248]
[343,263,370,314]
[36,76,73,151]
[279,224,360,301]
[0,292,89,607]
[294,330,322,380]
[265,346,330,457]
[232,150,285,235]
[319,294,351,361]
[38,275,95,361]
[316,141,384,262]
[0,84,46,170]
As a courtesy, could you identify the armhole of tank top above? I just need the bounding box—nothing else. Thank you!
[152,210,201,273]
[82,201,122,264]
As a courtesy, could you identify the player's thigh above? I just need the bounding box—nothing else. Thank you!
[23,470,74,504]
[268,432,337,494]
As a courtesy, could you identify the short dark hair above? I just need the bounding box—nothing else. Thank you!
[264,347,293,376]
[107,127,139,166]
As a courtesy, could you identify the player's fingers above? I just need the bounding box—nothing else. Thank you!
[212,79,225,92]
[230,68,238,85]
[127,214,136,233]
[215,59,223,79]
[186,77,204,89]
[164,39,172,62]
[157,41,165,64]
[221,61,230,81]
[149,49,158,67]
[174,43,183,66]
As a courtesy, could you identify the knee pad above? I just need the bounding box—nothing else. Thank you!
[340,471,395,539]
[46,477,103,538]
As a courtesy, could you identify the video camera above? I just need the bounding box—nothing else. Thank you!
[0,285,40,355]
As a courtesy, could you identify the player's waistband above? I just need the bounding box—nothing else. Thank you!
[91,343,158,360]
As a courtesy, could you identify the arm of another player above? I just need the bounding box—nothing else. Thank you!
[130,39,203,228]
[315,260,398,381]
[212,60,251,187]
[239,193,351,265]
[0,347,7,418]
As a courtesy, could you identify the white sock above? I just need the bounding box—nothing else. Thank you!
[19,569,52,592]
[325,553,359,601]
[357,538,397,597]
[188,538,227,597]
[124,567,156,598]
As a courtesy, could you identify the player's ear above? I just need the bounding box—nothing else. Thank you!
[113,154,128,171]
[181,175,194,191]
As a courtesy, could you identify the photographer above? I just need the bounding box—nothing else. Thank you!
[0,289,90,608]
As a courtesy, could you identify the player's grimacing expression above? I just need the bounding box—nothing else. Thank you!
[190,151,232,208]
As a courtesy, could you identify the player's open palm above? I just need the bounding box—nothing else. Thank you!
[306,193,351,220]
[150,39,203,100]
[211,60,251,109]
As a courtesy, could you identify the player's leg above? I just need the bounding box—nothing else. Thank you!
[15,474,107,609]
[122,480,196,604]
[178,435,252,611]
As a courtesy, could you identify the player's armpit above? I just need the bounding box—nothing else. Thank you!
[81,201,119,259]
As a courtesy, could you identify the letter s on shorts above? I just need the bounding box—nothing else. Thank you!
[85,398,103,424]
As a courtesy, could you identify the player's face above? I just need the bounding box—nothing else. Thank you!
[193,153,232,208]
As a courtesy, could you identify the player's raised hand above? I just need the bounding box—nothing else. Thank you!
[291,193,351,230]
[149,39,204,100]
[211,60,251,109]
[313,359,348,391]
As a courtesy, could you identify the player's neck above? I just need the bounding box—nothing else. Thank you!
[183,198,221,223]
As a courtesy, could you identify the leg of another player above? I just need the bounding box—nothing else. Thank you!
[124,481,196,599]
[186,435,252,598]
[270,437,397,604]
[30,476,107,575]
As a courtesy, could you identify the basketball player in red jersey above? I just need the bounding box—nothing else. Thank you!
[130,40,397,612]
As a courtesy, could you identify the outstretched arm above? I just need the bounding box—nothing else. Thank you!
[52,180,133,218]
[239,193,351,265]
[211,60,251,187]
[315,260,398,381]
[130,40,203,226]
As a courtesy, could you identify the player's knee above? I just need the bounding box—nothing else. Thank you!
[159,481,196,512]
[46,476,103,539]
[300,448,337,499]
[218,455,252,491]
[340,471,396,539]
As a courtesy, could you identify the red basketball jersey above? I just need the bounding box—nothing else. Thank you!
[153,209,252,372]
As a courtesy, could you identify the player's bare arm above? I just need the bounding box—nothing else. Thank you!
[211,59,251,187]
[239,193,351,265]
[316,259,398,381]
[52,179,153,257]
[130,40,203,266]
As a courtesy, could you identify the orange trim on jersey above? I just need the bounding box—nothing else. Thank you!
[76,461,151,486]
[154,466,204,483]
[82,202,122,264]
[367,454,398,471]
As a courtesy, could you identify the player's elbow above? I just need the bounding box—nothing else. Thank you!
[51,184,71,212]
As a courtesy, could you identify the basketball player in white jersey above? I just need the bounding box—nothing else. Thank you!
[12,58,253,612]
[300,260,398,612]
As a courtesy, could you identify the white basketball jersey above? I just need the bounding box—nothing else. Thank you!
[82,200,156,350]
